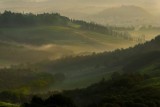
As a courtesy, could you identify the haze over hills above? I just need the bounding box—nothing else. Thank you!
[29,35,160,90]
[85,5,156,26]
[60,36,160,107]
[0,11,159,92]
[0,11,139,67]
[0,0,160,27]
[0,0,160,107]
[0,15,159,107]
[0,35,159,106]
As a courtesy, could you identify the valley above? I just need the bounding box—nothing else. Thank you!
[0,8,159,107]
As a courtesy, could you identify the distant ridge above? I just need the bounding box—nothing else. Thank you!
[98,5,151,17]
[88,5,153,26]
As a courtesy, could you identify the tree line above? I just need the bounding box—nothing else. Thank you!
[0,11,69,27]
[0,11,138,42]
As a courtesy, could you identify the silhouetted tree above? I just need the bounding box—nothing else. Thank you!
[22,94,76,107]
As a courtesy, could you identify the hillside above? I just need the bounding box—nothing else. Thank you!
[0,11,159,106]
[0,11,138,67]
[21,35,160,90]
[0,1,160,107]
[0,36,159,106]
[98,5,150,18]
[0,41,53,67]
[3,50,160,106]
[64,66,160,107]
[23,50,160,107]
[88,5,154,26]
[0,35,158,93]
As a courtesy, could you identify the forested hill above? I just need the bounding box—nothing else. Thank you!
[22,36,160,107]
[27,35,160,89]
[0,11,138,66]
[0,11,142,42]
[0,11,69,27]
[0,11,109,33]
[0,36,159,107]
[35,35,160,72]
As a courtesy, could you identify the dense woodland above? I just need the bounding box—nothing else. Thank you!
[22,71,160,107]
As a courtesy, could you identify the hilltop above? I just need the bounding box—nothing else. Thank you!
[88,5,154,26]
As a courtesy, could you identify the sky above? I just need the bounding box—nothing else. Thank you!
[0,0,159,16]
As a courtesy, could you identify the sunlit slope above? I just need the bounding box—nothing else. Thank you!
[0,26,136,47]
[129,28,160,41]
[0,36,159,92]
[0,11,139,67]
[0,41,53,67]
[32,35,160,90]
[0,25,137,66]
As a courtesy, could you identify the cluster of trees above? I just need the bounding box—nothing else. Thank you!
[123,51,160,73]
[0,37,160,107]
[110,25,160,31]
[0,11,135,42]
[138,25,160,30]
[72,20,136,41]
[34,35,160,75]
[63,73,160,107]
[110,26,135,31]
[21,72,160,107]
[109,26,148,42]
[22,94,76,107]
[0,11,69,27]
[72,20,111,33]
[0,91,29,103]
[0,67,55,93]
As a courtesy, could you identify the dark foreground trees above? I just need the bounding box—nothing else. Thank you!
[22,94,76,107]
[21,72,160,107]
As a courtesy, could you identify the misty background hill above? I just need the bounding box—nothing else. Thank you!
[60,5,159,26]
[87,5,154,26]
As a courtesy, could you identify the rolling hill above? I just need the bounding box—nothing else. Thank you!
[0,11,159,105]
[22,42,160,107]
[22,35,160,90]
[0,41,54,67]
[87,5,154,26]
[0,35,159,106]
[0,11,138,67]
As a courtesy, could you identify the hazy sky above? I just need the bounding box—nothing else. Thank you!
[0,0,159,14]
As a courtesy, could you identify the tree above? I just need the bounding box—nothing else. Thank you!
[22,94,76,107]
